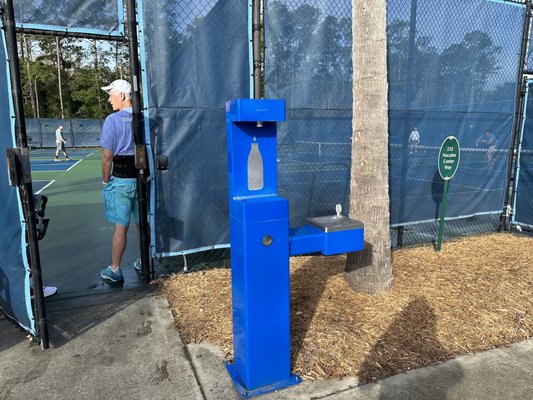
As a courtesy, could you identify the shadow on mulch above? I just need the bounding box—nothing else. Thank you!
[358,297,453,383]
[160,233,533,383]
[289,255,340,364]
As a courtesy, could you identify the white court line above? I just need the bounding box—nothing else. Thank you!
[35,180,56,194]
[66,159,83,171]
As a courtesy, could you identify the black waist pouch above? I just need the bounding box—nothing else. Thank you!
[112,155,136,178]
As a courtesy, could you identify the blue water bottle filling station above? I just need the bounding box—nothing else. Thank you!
[225,98,364,398]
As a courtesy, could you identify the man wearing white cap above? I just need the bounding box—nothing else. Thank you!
[99,79,139,284]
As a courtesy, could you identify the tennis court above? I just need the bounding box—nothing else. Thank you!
[29,148,95,168]
[30,148,144,296]
[33,180,54,194]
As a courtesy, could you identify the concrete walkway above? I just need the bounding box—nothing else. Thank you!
[1,292,532,400]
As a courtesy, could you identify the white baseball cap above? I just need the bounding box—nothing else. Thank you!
[101,79,131,95]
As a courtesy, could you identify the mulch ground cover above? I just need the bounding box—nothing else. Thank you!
[159,233,533,384]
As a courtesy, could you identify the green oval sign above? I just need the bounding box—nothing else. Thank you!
[438,136,460,180]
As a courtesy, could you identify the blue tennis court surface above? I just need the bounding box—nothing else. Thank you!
[31,159,81,171]
[29,148,95,158]
[29,148,96,171]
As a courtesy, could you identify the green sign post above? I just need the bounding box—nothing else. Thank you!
[436,136,460,251]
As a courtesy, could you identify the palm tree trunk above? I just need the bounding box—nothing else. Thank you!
[34,78,40,119]
[94,39,103,112]
[345,0,393,294]
[55,37,65,119]
[22,34,38,118]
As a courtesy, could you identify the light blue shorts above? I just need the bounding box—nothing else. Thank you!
[102,178,139,227]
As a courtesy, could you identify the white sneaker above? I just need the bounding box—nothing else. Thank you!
[43,286,57,298]
[54,158,60,162]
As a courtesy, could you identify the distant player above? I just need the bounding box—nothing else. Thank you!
[476,130,496,166]
[409,127,420,154]
[54,125,70,161]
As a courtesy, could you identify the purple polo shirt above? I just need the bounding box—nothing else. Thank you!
[99,107,134,156]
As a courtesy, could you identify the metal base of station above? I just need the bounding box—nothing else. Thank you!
[225,362,302,398]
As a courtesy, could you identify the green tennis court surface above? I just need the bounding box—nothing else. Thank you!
[30,148,98,172]
[30,150,143,295]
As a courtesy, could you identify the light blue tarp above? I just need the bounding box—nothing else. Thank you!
[0,28,34,333]
[144,0,525,255]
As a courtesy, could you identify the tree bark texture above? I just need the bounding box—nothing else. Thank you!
[22,34,38,118]
[94,39,102,112]
[345,0,393,294]
[55,37,65,119]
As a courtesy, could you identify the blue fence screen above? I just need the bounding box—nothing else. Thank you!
[142,0,250,255]
[2,0,532,271]
[26,118,103,149]
[14,0,122,35]
[0,29,34,333]
[263,0,523,246]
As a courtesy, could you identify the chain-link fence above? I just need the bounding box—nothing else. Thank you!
[262,0,524,253]
[385,0,523,247]
[265,1,353,237]
[18,34,129,120]
[14,0,120,34]
[25,117,103,148]
[8,1,532,276]
[514,82,533,229]
[142,0,249,267]
[150,0,529,273]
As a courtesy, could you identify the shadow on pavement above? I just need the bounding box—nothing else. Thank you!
[43,286,153,349]
[359,297,464,399]
[0,313,26,352]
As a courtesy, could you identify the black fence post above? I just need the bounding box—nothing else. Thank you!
[499,0,532,232]
[126,0,151,282]
[252,0,263,99]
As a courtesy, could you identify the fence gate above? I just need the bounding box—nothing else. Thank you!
[1,0,128,346]
[0,26,37,339]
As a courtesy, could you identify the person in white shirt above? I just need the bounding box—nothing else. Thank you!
[54,125,70,161]
[409,127,420,154]
[476,130,496,166]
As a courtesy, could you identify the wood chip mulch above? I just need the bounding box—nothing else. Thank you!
[159,233,533,384]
